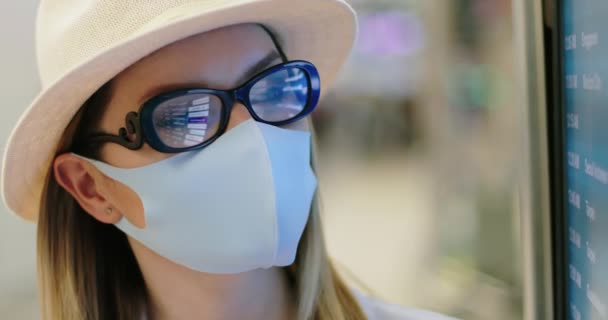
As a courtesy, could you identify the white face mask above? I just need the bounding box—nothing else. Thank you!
[78,119,317,274]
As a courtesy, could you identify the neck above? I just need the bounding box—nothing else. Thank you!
[129,239,296,320]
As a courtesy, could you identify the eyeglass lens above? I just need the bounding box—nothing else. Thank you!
[152,94,223,149]
[150,67,310,149]
[250,67,309,122]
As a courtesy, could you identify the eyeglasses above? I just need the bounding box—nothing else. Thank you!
[83,60,320,153]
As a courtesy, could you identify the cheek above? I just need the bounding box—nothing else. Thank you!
[110,178,146,228]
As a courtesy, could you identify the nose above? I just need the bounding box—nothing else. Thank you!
[226,103,253,131]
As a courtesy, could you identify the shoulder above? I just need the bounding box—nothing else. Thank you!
[353,290,459,320]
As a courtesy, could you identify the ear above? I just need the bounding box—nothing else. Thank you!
[53,153,122,224]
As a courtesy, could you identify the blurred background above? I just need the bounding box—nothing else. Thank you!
[0,0,522,319]
[318,1,521,319]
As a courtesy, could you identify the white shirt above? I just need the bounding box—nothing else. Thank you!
[354,291,459,320]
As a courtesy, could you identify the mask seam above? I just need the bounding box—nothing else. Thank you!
[252,122,279,267]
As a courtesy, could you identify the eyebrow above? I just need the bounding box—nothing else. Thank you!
[238,50,283,84]
[139,51,283,103]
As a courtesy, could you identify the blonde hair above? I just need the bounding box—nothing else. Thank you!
[37,81,367,319]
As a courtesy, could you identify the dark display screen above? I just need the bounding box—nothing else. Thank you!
[562,1,608,319]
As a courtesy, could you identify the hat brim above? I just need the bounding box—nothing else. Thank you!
[2,0,357,221]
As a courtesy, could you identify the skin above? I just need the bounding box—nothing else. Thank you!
[53,24,306,320]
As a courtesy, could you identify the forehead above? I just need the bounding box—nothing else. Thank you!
[107,23,278,108]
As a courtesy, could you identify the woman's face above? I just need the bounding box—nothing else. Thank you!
[54,23,308,228]
[101,23,289,168]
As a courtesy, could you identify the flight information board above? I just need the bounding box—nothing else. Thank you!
[563,1,608,319]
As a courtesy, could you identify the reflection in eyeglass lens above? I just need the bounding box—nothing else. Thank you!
[250,68,309,122]
[153,94,221,148]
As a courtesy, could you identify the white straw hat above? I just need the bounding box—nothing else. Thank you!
[2,0,357,221]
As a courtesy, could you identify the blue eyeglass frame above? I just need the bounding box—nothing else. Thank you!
[84,60,321,153]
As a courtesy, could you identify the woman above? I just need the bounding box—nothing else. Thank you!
[2,1,454,319]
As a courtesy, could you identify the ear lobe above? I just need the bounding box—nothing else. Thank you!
[53,154,122,224]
